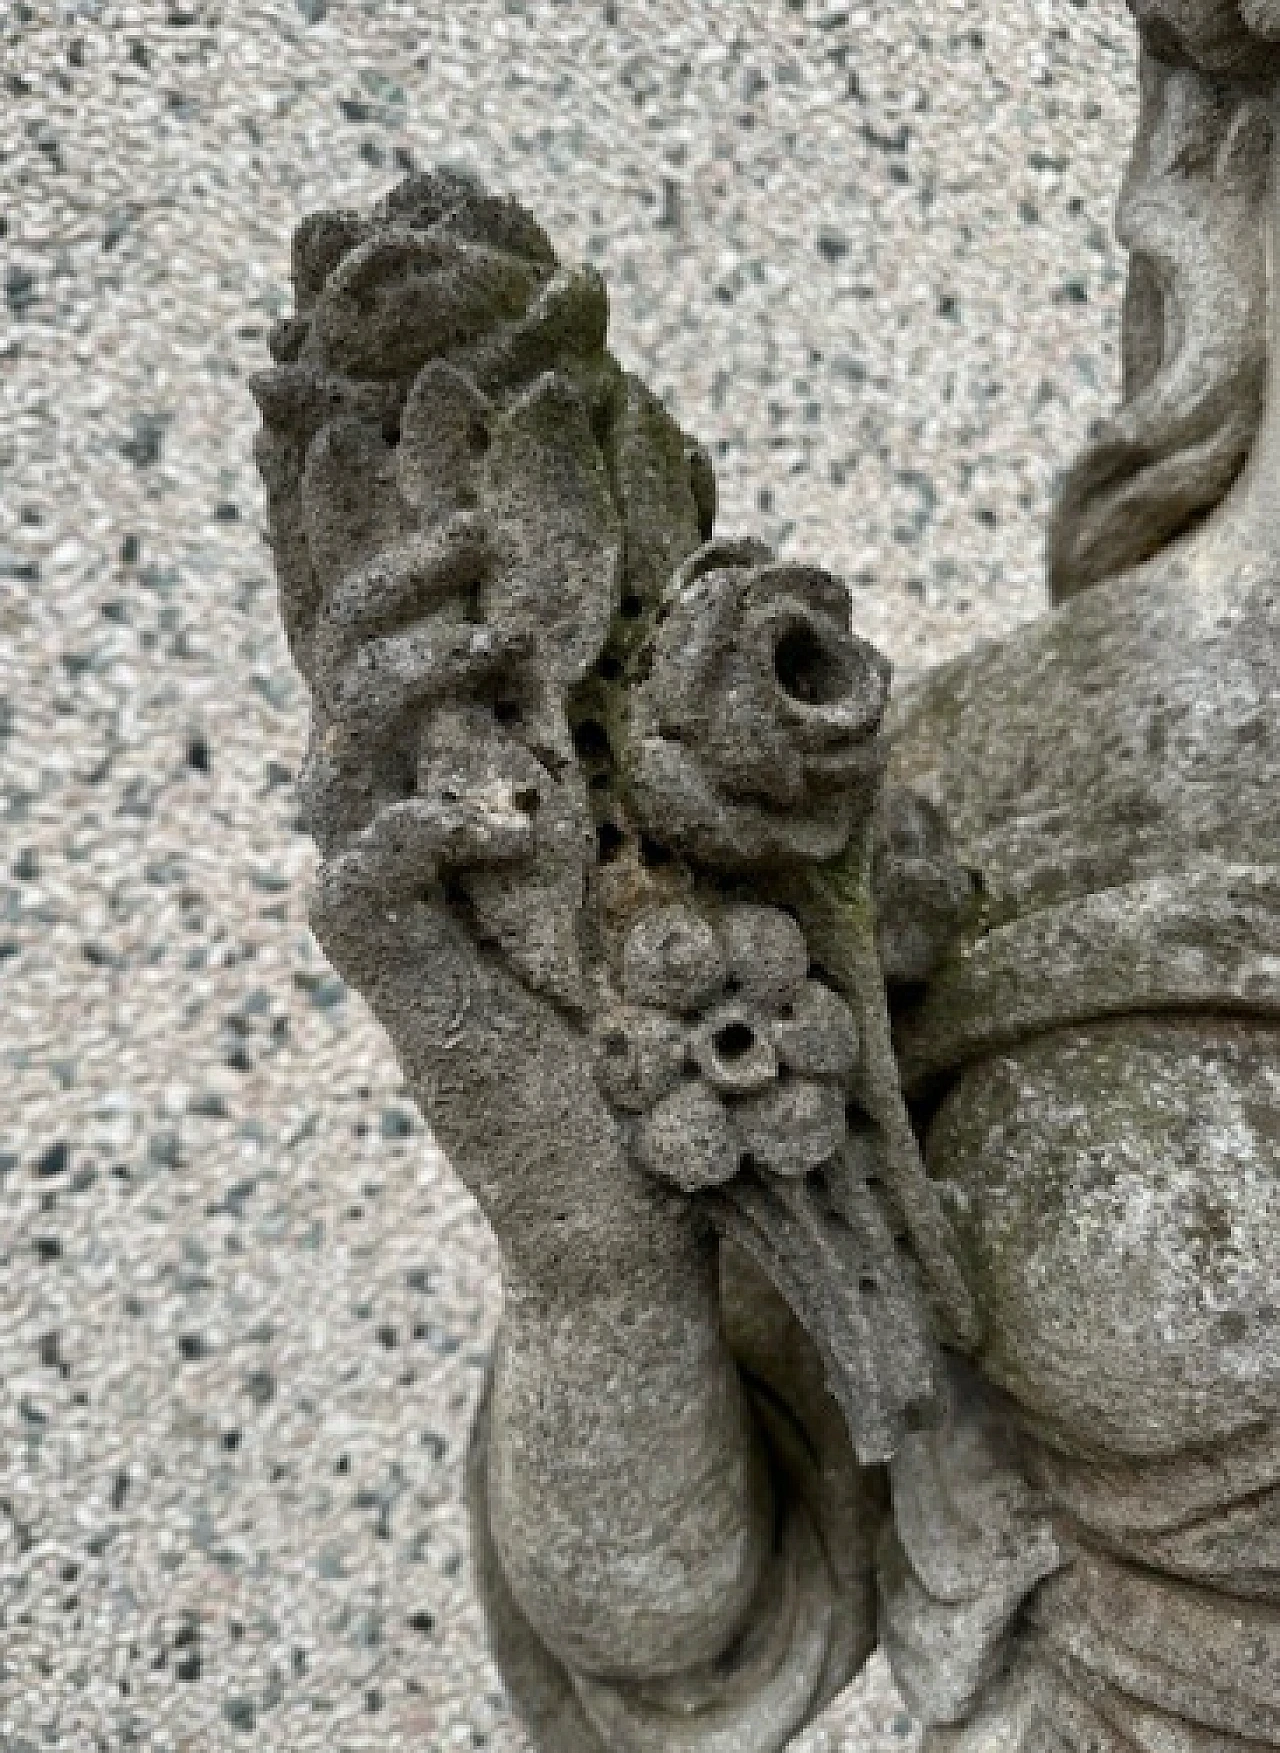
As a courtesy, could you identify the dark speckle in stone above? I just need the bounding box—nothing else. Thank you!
[121,414,167,470]
[5,267,38,317]
[35,1141,69,1178]
[222,1697,256,1733]
[244,1369,275,1406]
[175,1648,201,1682]
[148,1131,182,1169]
[816,227,849,264]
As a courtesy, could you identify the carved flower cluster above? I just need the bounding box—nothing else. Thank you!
[625,541,890,870]
[594,903,860,1192]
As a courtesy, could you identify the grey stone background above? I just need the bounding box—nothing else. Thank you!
[1,1,1134,1747]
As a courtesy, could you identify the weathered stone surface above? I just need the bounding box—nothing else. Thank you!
[255,6,1280,1746]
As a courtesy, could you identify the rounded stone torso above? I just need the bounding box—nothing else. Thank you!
[927,1015,1280,1471]
[885,530,1280,1743]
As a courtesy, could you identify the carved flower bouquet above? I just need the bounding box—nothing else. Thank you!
[252,168,975,1466]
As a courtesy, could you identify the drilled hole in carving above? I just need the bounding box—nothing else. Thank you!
[620,593,645,619]
[738,1152,760,1176]
[381,411,402,446]
[573,719,611,763]
[682,1057,702,1080]
[590,396,613,450]
[513,787,540,816]
[723,974,742,997]
[638,835,673,869]
[603,1031,628,1059]
[774,626,854,705]
[373,742,416,801]
[712,1022,756,1062]
[468,417,490,456]
[493,699,522,728]
[859,1275,878,1296]
[596,821,624,863]
[597,654,624,683]
[590,771,612,791]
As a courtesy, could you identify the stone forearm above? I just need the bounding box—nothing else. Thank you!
[488,1234,774,1682]
[323,897,777,1682]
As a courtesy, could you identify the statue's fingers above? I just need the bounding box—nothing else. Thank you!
[314,792,533,924]
[314,510,492,678]
[322,621,533,749]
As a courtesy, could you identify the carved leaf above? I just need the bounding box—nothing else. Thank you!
[481,369,623,690]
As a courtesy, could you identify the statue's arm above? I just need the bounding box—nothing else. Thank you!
[252,170,970,1750]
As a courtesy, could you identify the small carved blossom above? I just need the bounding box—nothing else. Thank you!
[594,903,860,1192]
[625,540,890,869]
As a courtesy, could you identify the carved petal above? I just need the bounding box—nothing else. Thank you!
[636,1082,739,1192]
[313,227,544,380]
[720,907,809,1010]
[594,1007,688,1113]
[622,904,725,1013]
[734,1079,847,1179]
[770,981,859,1079]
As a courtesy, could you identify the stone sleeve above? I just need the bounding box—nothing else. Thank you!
[465,1244,890,1753]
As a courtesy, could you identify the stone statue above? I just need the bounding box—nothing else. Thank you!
[250,2,1279,1746]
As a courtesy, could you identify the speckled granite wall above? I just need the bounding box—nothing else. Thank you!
[0,2,1134,1747]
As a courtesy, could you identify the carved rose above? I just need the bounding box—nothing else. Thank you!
[594,903,860,1191]
[625,539,891,868]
